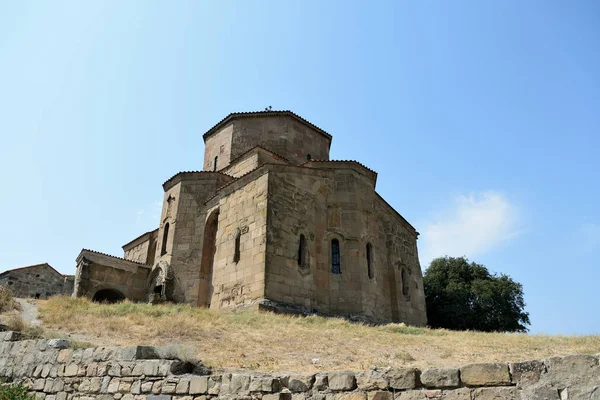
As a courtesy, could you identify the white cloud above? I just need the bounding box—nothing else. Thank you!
[419,191,519,267]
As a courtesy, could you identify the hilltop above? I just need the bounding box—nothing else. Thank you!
[23,296,600,372]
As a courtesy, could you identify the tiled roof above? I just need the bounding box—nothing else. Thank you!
[202,110,333,141]
[0,263,67,278]
[122,228,158,249]
[79,249,150,267]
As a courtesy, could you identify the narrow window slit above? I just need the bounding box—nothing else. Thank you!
[331,239,341,274]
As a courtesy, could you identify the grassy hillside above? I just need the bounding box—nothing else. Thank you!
[39,296,600,372]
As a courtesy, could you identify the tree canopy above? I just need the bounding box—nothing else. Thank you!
[423,256,530,332]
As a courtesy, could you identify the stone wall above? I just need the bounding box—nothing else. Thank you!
[221,147,289,178]
[123,231,158,266]
[204,115,331,172]
[1,332,599,400]
[73,251,151,302]
[205,172,269,309]
[203,124,234,172]
[156,172,234,304]
[265,164,426,325]
[0,264,72,299]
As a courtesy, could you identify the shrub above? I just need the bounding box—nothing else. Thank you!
[0,287,18,313]
[0,384,34,400]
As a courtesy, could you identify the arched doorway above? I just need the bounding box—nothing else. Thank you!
[92,288,125,303]
[198,209,219,307]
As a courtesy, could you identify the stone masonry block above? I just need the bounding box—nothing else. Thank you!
[175,380,190,395]
[509,360,545,384]
[287,373,315,392]
[367,391,393,400]
[249,376,281,392]
[356,369,388,391]
[314,373,328,391]
[327,371,356,391]
[420,368,460,388]
[460,363,510,386]
[472,387,519,400]
[385,368,418,390]
[189,377,208,395]
[440,388,472,400]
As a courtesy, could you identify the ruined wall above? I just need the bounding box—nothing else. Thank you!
[73,252,150,302]
[155,173,234,305]
[203,124,233,172]
[2,332,599,400]
[206,172,269,309]
[0,264,71,299]
[265,165,426,325]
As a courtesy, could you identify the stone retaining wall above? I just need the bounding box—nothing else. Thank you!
[0,331,598,400]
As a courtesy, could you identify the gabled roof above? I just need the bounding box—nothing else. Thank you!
[202,110,333,142]
[77,249,151,270]
[122,228,158,250]
[0,263,67,279]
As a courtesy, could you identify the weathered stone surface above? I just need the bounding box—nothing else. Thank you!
[0,263,73,299]
[122,346,160,361]
[509,360,545,384]
[287,374,314,392]
[189,377,208,395]
[148,396,173,400]
[460,363,510,386]
[385,368,418,390]
[327,393,366,400]
[263,394,292,400]
[47,340,70,349]
[396,390,427,400]
[314,374,328,391]
[175,380,189,394]
[472,387,519,400]
[356,369,388,390]
[327,371,356,391]
[249,376,281,392]
[420,368,459,388]
[440,388,471,400]
[367,391,393,400]
[230,374,251,393]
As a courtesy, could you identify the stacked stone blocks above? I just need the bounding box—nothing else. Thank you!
[1,332,599,400]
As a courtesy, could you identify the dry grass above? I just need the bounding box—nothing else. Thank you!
[0,286,19,313]
[38,296,600,372]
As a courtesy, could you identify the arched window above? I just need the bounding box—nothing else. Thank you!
[213,156,218,171]
[298,234,306,267]
[233,229,241,263]
[331,239,341,274]
[366,243,373,279]
[161,223,170,256]
[306,154,312,161]
[401,268,409,296]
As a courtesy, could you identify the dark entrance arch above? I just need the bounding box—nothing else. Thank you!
[198,209,219,307]
[92,289,125,303]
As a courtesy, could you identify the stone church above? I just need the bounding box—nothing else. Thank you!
[73,110,427,325]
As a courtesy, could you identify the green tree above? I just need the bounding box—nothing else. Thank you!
[424,256,530,332]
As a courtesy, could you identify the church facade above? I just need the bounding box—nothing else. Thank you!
[73,111,427,325]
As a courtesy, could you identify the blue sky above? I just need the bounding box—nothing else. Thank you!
[1,1,598,334]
